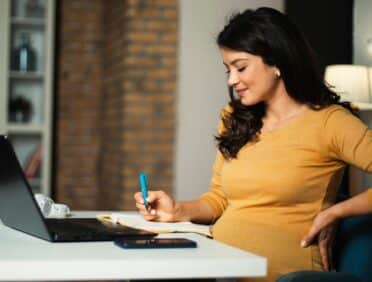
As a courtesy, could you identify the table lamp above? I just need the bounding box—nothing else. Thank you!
[324,64,370,103]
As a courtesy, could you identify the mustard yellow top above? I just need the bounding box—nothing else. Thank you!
[200,105,372,282]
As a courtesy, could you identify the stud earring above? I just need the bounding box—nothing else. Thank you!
[275,70,281,77]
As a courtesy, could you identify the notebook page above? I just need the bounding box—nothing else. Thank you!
[97,213,212,237]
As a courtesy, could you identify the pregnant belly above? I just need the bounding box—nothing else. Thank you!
[212,212,322,279]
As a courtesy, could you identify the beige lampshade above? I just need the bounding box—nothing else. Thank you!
[324,65,370,103]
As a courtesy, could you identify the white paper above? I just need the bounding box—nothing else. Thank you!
[97,213,212,237]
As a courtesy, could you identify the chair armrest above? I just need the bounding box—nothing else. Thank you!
[335,214,372,281]
[276,271,361,282]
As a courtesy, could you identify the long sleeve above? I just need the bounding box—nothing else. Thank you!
[323,106,372,172]
[322,107,372,205]
[198,107,230,222]
[198,150,228,222]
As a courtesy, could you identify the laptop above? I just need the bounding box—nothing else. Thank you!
[0,135,156,242]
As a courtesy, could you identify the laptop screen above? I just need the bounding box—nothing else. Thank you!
[0,135,52,240]
[0,135,157,242]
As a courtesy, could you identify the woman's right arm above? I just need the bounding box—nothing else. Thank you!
[134,148,228,224]
[135,111,229,224]
[134,191,216,224]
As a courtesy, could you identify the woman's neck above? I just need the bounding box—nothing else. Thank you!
[264,89,307,122]
[262,91,309,132]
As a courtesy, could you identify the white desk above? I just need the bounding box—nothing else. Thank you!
[0,211,266,281]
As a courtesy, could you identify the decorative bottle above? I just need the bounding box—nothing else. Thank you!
[12,33,37,72]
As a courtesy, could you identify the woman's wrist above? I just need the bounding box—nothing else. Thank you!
[329,202,346,220]
[173,199,215,224]
[173,202,190,222]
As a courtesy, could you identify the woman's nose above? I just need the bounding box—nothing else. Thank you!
[227,70,239,87]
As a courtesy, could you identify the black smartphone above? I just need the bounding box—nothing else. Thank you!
[114,238,197,249]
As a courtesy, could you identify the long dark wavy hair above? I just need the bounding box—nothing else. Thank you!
[215,7,354,160]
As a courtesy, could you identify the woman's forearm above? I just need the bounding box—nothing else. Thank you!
[301,189,372,249]
[332,189,372,219]
[174,199,215,224]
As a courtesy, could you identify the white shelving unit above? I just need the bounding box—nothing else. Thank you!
[0,0,55,196]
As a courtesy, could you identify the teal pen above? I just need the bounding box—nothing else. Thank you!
[139,172,149,209]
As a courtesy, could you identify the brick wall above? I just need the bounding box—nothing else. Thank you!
[96,0,127,209]
[55,0,177,210]
[55,0,104,209]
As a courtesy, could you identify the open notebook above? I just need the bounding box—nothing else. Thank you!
[97,213,212,237]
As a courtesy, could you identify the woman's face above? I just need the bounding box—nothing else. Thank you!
[221,48,281,106]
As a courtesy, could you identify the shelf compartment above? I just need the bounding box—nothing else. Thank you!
[8,134,42,170]
[8,79,45,124]
[28,177,42,193]
[10,25,45,73]
[11,0,46,19]
[8,134,43,194]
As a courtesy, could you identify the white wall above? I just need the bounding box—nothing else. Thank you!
[175,0,284,200]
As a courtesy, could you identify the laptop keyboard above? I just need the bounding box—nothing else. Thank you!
[47,219,96,234]
[44,218,155,241]
[47,218,132,234]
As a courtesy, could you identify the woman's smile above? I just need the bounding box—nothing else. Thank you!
[236,88,248,97]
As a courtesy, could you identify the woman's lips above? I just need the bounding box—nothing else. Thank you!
[236,88,247,97]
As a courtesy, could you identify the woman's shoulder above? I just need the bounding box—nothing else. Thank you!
[312,104,357,125]
[315,104,368,137]
[317,104,351,116]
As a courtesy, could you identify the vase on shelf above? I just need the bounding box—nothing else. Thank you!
[8,96,33,123]
[11,33,37,72]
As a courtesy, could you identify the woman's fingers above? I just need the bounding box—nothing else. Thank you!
[135,202,147,211]
[134,192,145,204]
[301,223,319,247]
[147,190,167,203]
[328,245,334,271]
[319,238,329,271]
[134,190,174,222]
[135,191,160,215]
[134,190,165,205]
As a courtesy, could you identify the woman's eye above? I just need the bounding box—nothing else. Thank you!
[237,66,246,72]
[225,69,231,74]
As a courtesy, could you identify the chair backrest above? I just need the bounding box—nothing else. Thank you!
[335,214,372,282]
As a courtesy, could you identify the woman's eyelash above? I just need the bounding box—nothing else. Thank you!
[224,66,246,74]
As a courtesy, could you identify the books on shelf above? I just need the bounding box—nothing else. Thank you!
[24,146,42,179]
[97,213,212,237]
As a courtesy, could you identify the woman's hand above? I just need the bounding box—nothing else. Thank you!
[301,208,339,271]
[317,223,337,271]
[134,190,178,222]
